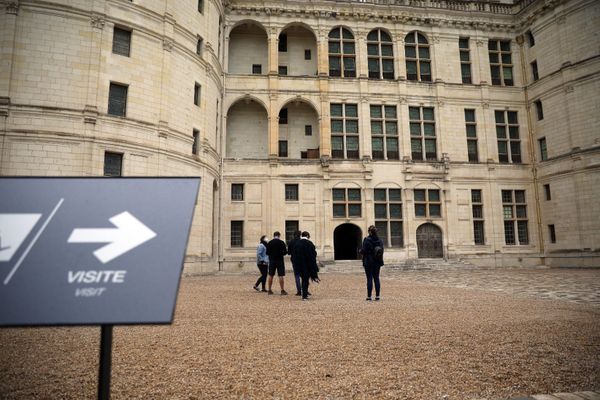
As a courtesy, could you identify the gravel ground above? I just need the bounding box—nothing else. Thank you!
[1,273,599,399]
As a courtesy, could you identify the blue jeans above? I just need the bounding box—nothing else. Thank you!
[291,263,302,293]
[364,265,381,298]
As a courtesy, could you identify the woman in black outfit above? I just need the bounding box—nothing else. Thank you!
[361,225,384,301]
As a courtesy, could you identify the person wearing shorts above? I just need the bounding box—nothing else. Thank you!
[266,231,288,295]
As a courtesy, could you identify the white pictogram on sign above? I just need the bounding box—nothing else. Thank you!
[0,214,42,262]
[67,211,156,264]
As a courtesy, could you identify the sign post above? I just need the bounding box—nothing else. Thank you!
[0,177,200,399]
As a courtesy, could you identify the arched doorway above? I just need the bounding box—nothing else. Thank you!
[416,223,443,258]
[334,224,362,260]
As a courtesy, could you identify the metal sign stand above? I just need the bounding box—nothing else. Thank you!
[98,325,113,400]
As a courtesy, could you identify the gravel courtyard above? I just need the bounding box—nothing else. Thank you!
[1,268,599,399]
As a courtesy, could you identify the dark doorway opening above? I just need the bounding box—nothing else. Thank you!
[416,223,443,258]
[334,223,362,260]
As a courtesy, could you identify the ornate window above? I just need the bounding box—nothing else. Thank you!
[414,189,441,218]
[409,106,436,161]
[333,188,361,218]
[374,188,403,247]
[328,27,356,78]
[471,190,485,245]
[370,105,399,160]
[502,190,528,245]
[495,110,521,163]
[331,103,359,159]
[465,109,478,162]
[405,31,431,82]
[488,39,513,86]
[367,29,394,80]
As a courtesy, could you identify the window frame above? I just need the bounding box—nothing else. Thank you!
[495,110,521,163]
[374,188,403,247]
[471,189,485,245]
[330,103,360,159]
[194,82,201,106]
[252,64,262,74]
[502,189,529,245]
[192,129,200,155]
[328,27,356,78]
[231,183,244,201]
[230,221,243,247]
[332,188,362,218]
[367,29,395,80]
[409,106,437,161]
[548,224,556,243]
[459,37,472,84]
[531,60,539,82]
[103,151,123,177]
[488,39,514,86]
[539,137,548,161]
[405,31,431,82]
[108,82,128,117]
[112,26,132,57]
[370,105,399,160]
[414,188,442,218]
[285,184,299,202]
[465,109,478,163]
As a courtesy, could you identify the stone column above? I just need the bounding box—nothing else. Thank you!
[317,34,328,77]
[319,93,331,157]
[268,94,279,157]
[356,30,368,78]
[267,27,279,75]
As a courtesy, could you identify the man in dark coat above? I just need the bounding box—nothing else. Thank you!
[287,230,303,296]
[293,231,319,300]
[266,231,288,295]
[361,225,384,301]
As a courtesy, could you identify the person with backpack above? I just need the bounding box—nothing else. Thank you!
[361,225,384,301]
[253,235,269,292]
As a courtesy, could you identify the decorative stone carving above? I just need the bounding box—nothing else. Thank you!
[475,39,485,47]
[90,15,105,29]
[162,39,173,52]
[6,1,19,15]
[482,102,490,109]
[0,96,10,117]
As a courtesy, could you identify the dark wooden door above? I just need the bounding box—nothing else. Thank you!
[416,224,443,258]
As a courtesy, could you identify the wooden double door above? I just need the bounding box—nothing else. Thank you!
[416,223,443,258]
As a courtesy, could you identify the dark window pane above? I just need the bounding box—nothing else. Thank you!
[112,27,131,57]
[333,204,346,217]
[375,204,387,219]
[342,28,353,39]
[473,221,485,245]
[348,189,361,201]
[515,190,526,203]
[422,108,434,121]
[389,189,401,201]
[108,83,127,117]
[231,184,244,201]
[517,221,529,244]
[409,107,420,120]
[415,204,426,217]
[460,51,470,62]
[507,111,518,124]
[332,188,345,201]
[231,221,243,247]
[375,221,388,246]
[504,221,515,245]
[428,190,440,202]
[348,204,361,217]
[370,105,382,118]
[459,38,469,49]
[104,152,122,177]
[418,47,430,59]
[472,205,483,219]
[429,204,441,217]
[329,29,340,39]
[471,190,482,203]
[405,46,416,58]
[329,42,341,53]
[410,123,421,136]
[389,204,402,219]
[414,189,426,202]
[367,44,379,56]
[371,121,383,135]
[516,205,527,218]
[374,189,386,201]
[285,184,299,201]
[346,120,359,133]
[278,140,288,157]
[500,41,511,51]
[501,190,512,203]
[390,221,403,247]
[466,125,477,137]
[386,122,398,135]
[345,104,358,117]
[381,44,393,57]
[343,42,355,54]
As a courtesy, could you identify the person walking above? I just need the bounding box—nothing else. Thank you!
[294,231,319,301]
[266,231,288,295]
[253,235,269,292]
[287,230,303,296]
[361,225,384,301]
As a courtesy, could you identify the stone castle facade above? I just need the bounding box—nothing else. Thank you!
[0,0,598,272]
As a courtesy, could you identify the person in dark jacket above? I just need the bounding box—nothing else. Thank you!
[361,225,384,301]
[266,231,288,295]
[253,235,269,292]
[294,231,319,300]
[287,230,303,296]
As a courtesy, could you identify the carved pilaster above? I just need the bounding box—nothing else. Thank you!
[90,15,105,29]
[6,1,19,15]
[162,39,173,52]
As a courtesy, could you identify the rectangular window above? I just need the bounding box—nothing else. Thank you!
[278,65,288,76]
[374,188,403,247]
[108,82,128,117]
[304,49,311,60]
[194,83,201,106]
[488,39,513,86]
[192,129,199,155]
[231,184,244,201]
[252,64,262,74]
[370,105,399,160]
[285,221,299,245]
[301,125,312,137]
[331,103,359,159]
[544,184,551,200]
[285,184,299,201]
[472,189,485,245]
[539,137,548,161]
[465,109,478,162]
[414,189,441,218]
[531,60,539,81]
[548,224,556,243]
[104,152,123,177]
[332,188,361,218]
[197,0,204,13]
[495,110,521,163]
[112,27,131,57]
[409,106,436,161]
[279,108,288,124]
[278,140,288,157]
[526,30,535,47]
[196,37,203,55]
[278,34,287,52]
[534,100,544,120]
[502,190,528,245]
[459,37,472,84]
[230,221,243,247]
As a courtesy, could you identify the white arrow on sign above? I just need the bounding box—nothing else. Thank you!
[67,211,156,264]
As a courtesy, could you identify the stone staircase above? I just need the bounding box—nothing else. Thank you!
[321,258,479,273]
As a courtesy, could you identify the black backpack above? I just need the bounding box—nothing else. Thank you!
[374,245,384,263]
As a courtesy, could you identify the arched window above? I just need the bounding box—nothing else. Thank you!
[405,32,431,82]
[328,27,356,77]
[367,29,394,80]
